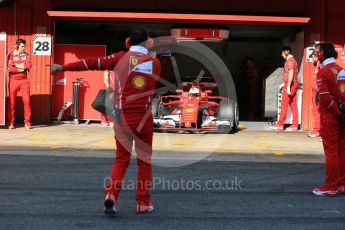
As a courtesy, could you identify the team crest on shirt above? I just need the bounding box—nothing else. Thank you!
[132,76,146,89]
[129,56,153,74]
[131,57,138,66]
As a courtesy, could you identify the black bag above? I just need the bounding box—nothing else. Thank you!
[91,88,114,115]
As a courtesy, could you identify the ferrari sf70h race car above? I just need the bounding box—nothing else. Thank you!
[153,81,239,133]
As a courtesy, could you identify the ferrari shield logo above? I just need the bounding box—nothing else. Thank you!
[133,76,146,89]
[131,57,138,66]
[129,56,153,74]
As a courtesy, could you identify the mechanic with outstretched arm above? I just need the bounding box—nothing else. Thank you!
[49,29,161,214]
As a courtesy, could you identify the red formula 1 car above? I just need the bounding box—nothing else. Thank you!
[153,81,239,133]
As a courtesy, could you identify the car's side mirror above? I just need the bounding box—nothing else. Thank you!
[176,89,183,93]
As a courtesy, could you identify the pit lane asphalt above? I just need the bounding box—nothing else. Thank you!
[1,123,343,230]
[0,152,344,230]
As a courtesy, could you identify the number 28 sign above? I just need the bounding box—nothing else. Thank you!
[33,36,52,56]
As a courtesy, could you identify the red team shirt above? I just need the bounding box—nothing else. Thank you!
[283,56,298,87]
[317,58,345,116]
[7,51,32,79]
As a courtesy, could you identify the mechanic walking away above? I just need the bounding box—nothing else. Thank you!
[307,51,321,139]
[312,42,345,196]
[48,29,161,214]
[270,46,299,131]
[7,38,32,129]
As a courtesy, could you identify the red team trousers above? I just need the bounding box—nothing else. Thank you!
[106,111,153,204]
[8,78,31,125]
[320,112,345,189]
[277,85,298,127]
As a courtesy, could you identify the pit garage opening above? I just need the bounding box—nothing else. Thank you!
[51,12,309,127]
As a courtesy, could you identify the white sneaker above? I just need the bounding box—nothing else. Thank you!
[270,125,283,131]
[101,122,109,127]
[285,126,298,131]
[136,201,154,214]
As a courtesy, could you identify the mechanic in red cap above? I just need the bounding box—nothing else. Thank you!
[312,42,345,196]
[270,46,299,131]
[49,29,161,214]
[7,38,32,129]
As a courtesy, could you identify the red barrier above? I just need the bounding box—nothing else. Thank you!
[0,33,6,126]
[52,44,106,121]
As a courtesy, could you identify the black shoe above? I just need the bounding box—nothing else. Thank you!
[104,192,117,215]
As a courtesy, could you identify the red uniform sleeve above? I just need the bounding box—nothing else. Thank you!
[7,53,19,73]
[317,70,341,117]
[62,52,125,72]
[7,52,32,73]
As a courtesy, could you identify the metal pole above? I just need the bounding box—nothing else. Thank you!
[72,79,81,124]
